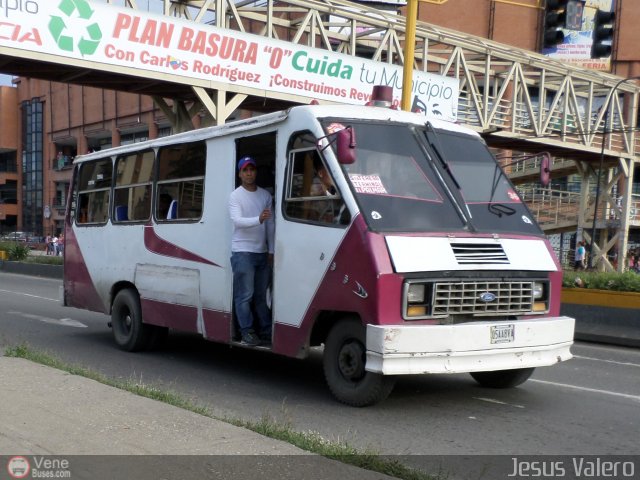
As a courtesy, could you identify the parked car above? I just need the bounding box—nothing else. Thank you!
[2,231,32,242]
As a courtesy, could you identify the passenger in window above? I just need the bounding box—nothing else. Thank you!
[229,156,275,347]
[309,161,350,224]
[310,162,337,197]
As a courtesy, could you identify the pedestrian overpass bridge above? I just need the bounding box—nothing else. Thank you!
[1,0,639,270]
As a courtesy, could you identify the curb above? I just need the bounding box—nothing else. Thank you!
[0,261,63,279]
[560,303,640,348]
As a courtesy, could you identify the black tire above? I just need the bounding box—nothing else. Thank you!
[470,367,535,388]
[323,318,396,407]
[111,289,152,352]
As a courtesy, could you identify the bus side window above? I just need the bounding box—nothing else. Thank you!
[156,141,206,222]
[113,150,154,223]
[284,148,350,226]
[76,159,112,225]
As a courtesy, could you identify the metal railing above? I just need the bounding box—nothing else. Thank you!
[518,187,581,230]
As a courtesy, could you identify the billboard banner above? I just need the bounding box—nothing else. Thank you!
[543,0,615,71]
[0,0,459,120]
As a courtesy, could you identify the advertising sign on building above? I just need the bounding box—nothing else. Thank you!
[543,0,615,71]
[0,0,459,120]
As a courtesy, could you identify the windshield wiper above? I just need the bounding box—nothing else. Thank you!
[425,122,462,190]
[488,203,516,216]
[423,123,476,231]
[420,124,475,232]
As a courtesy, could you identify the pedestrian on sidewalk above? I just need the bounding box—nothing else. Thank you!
[57,233,64,256]
[574,241,586,270]
[45,235,52,255]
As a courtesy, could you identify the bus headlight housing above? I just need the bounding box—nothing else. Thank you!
[404,282,430,319]
[531,281,548,312]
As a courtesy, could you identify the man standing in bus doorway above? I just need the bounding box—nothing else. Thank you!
[229,156,275,347]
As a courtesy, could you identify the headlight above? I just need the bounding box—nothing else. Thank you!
[407,284,426,303]
[533,282,544,299]
[404,282,429,319]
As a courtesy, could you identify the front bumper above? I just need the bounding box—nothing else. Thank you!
[365,316,575,375]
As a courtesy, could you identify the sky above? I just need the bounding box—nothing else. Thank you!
[0,75,13,86]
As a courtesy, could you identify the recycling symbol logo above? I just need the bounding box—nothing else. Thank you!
[49,0,102,57]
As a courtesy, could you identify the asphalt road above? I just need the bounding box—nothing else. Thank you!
[1,272,638,464]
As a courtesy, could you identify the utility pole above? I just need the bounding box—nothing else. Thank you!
[401,0,418,111]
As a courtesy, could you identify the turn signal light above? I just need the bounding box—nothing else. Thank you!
[532,302,547,312]
[407,306,427,317]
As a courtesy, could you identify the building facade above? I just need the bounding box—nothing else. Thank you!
[0,86,18,235]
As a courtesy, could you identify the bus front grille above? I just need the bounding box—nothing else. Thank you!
[432,281,533,316]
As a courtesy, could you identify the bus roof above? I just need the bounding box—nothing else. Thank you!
[73,104,477,164]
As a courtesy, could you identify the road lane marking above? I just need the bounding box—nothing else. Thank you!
[0,289,58,302]
[473,397,525,408]
[573,355,640,368]
[7,311,87,328]
[531,379,640,403]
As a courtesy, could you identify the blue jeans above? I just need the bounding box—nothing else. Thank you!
[231,252,272,335]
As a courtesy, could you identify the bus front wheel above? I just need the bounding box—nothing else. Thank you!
[111,289,153,352]
[470,367,535,388]
[323,318,396,407]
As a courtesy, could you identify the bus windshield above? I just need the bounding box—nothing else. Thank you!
[320,119,543,236]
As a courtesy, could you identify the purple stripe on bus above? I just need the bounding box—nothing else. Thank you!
[143,224,220,267]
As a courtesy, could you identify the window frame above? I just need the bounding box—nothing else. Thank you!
[154,141,206,223]
[283,145,350,227]
[75,158,113,226]
[112,149,155,224]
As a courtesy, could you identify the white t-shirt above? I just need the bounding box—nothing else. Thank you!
[229,186,275,254]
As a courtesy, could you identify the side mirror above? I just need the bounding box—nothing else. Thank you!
[540,152,551,187]
[336,127,356,164]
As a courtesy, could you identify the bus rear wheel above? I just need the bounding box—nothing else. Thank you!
[470,367,535,388]
[323,318,395,407]
[111,289,153,352]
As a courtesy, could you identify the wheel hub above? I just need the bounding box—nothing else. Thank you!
[123,313,132,332]
[337,340,365,381]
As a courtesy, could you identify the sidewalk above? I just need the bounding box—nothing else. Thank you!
[0,354,396,479]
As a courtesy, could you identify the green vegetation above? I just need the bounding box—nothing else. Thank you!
[0,242,31,261]
[4,343,434,480]
[22,255,63,266]
[0,241,63,265]
[563,270,640,292]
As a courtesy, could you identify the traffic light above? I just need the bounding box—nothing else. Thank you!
[543,0,567,48]
[543,0,585,48]
[591,9,615,59]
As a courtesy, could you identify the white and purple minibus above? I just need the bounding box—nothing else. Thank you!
[63,102,574,406]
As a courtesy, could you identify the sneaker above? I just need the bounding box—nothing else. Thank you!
[240,331,260,347]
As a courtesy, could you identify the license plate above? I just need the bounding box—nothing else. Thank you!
[490,324,515,344]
